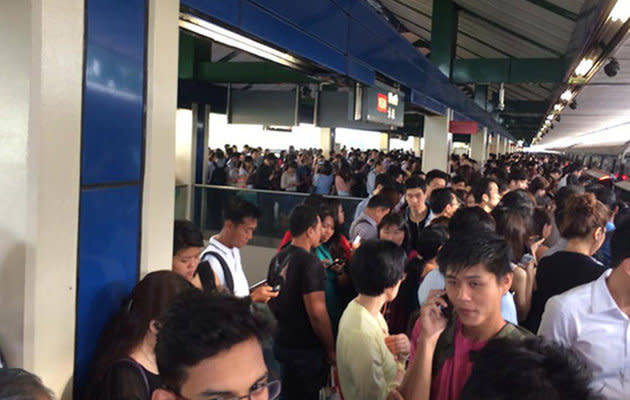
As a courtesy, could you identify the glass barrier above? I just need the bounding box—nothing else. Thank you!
[192,185,363,241]
[174,184,190,220]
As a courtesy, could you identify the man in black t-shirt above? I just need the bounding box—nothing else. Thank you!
[268,205,335,400]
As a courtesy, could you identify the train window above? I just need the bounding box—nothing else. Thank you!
[590,155,602,169]
[601,156,615,172]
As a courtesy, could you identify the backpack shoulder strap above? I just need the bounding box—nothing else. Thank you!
[431,316,457,376]
[115,358,150,399]
[194,260,218,293]
[202,251,234,294]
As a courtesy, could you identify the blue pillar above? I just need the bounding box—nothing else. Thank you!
[74,0,147,395]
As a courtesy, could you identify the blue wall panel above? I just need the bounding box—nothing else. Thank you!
[240,2,346,74]
[181,0,240,27]
[74,185,142,393]
[82,0,146,185]
[347,57,375,85]
[75,0,147,395]
[250,0,349,53]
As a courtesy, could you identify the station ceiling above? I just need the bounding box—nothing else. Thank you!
[375,0,626,143]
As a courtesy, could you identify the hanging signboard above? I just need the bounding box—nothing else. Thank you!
[449,120,479,134]
[362,86,405,127]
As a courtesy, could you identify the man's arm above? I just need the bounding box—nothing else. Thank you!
[537,295,574,345]
[304,291,336,363]
[398,292,448,400]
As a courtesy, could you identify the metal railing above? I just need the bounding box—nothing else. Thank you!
[175,184,363,241]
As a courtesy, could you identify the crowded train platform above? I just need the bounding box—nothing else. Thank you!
[4,0,630,399]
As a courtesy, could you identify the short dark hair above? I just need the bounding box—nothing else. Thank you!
[429,188,456,214]
[611,215,630,268]
[367,194,392,210]
[586,184,617,210]
[472,178,498,203]
[350,240,406,296]
[223,197,261,224]
[289,205,319,237]
[0,369,54,400]
[426,169,450,185]
[405,176,427,192]
[156,292,274,392]
[509,167,528,182]
[460,337,602,400]
[438,232,512,280]
[173,220,204,254]
[378,212,406,232]
[448,206,496,236]
[417,225,449,261]
[452,175,466,185]
[375,173,395,190]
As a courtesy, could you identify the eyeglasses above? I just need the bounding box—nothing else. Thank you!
[166,379,281,400]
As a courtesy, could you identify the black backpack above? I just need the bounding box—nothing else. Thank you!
[195,251,234,294]
[210,161,227,185]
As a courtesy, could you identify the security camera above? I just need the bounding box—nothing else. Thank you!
[604,58,620,77]
[555,114,561,122]
[569,101,577,110]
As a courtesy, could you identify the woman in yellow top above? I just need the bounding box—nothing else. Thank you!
[337,240,410,400]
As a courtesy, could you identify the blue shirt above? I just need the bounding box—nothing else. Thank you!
[313,173,333,195]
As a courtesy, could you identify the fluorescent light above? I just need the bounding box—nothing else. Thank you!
[554,104,562,111]
[179,13,306,69]
[546,114,554,120]
[575,58,594,76]
[560,90,573,101]
[610,0,630,22]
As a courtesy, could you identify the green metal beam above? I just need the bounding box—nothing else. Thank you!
[526,0,578,21]
[474,85,488,110]
[452,58,567,83]
[431,0,458,77]
[503,100,548,114]
[178,33,195,80]
[195,62,315,83]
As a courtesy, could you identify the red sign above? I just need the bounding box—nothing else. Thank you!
[377,93,388,113]
[449,121,479,134]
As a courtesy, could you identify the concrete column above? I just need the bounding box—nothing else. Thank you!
[413,136,421,157]
[141,0,179,275]
[320,128,333,158]
[379,132,390,152]
[470,127,488,165]
[0,0,83,397]
[488,133,497,156]
[497,135,504,155]
[422,110,451,172]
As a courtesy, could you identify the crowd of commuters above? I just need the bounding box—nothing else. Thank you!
[5,149,630,400]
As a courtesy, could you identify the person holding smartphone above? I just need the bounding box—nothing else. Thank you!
[401,233,531,400]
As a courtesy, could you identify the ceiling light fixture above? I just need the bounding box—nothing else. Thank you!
[554,104,562,111]
[610,0,630,22]
[604,58,620,77]
[179,13,306,70]
[575,58,594,76]
[560,90,573,102]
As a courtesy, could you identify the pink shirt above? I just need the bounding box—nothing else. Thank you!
[410,319,486,400]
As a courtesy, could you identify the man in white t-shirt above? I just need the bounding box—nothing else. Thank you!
[538,216,630,399]
[202,197,278,303]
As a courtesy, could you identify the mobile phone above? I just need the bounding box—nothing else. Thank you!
[248,279,267,291]
[353,235,361,245]
[438,294,453,320]
[519,253,535,266]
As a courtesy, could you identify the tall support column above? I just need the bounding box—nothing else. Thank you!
[413,136,421,157]
[496,135,503,155]
[380,132,390,152]
[320,128,333,158]
[422,110,452,172]
[488,133,497,156]
[431,0,458,77]
[471,127,488,165]
[141,0,179,276]
[0,0,83,397]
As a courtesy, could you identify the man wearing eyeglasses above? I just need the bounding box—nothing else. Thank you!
[152,291,280,400]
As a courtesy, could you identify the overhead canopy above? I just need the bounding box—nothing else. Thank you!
[376,0,618,142]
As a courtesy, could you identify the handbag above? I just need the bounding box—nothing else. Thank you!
[319,366,342,400]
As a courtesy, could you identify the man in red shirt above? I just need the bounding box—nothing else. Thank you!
[400,233,531,400]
